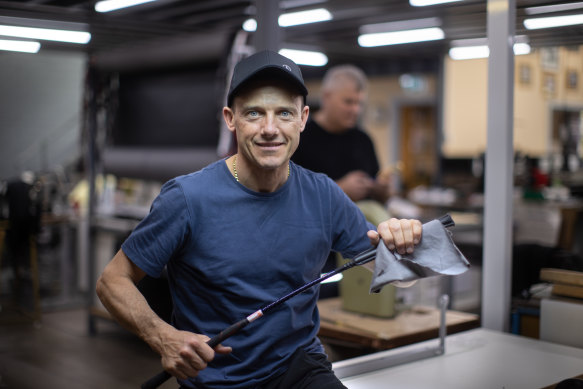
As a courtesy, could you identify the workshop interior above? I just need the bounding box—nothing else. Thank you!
[1,1,583,388]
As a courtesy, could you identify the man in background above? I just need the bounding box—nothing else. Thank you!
[293,66,392,296]
[292,65,391,204]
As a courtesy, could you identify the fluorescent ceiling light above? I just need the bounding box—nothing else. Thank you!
[448,39,531,60]
[0,25,90,44]
[449,45,489,60]
[525,2,583,15]
[360,18,441,34]
[95,0,157,13]
[243,18,257,32]
[243,8,332,31]
[410,0,462,6]
[524,14,583,29]
[279,48,328,66]
[513,42,531,56]
[278,8,332,27]
[358,27,444,47]
[0,39,40,53]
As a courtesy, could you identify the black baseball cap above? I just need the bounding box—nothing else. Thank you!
[227,50,308,106]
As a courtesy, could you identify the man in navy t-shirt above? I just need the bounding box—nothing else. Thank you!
[96,50,422,389]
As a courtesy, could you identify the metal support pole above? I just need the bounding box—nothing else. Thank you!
[86,66,98,335]
[253,0,281,52]
[482,0,515,332]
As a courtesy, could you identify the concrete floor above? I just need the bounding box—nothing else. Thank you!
[0,303,177,389]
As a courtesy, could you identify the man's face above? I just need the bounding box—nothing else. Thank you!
[322,80,366,132]
[224,83,309,173]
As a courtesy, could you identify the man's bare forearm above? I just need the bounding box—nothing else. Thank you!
[96,250,231,379]
[95,250,173,355]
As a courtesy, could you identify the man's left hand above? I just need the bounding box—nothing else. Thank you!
[367,218,422,255]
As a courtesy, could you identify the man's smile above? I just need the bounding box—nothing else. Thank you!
[255,141,285,150]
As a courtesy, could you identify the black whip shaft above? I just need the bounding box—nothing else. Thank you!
[262,247,376,313]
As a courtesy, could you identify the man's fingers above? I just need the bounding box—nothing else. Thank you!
[378,218,422,255]
[388,218,408,254]
[192,338,216,363]
[377,220,395,251]
[174,358,202,379]
[412,219,422,244]
[400,219,416,254]
[164,355,200,380]
[367,230,380,246]
[179,346,208,372]
[168,335,216,379]
[215,344,233,354]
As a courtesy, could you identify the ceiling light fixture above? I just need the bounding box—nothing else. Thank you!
[0,38,41,53]
[279,48,328,66]
[410,0,463,6]
[448,37,531,60]
[524,2,583,15]
[278,8,332,27]
[242,18,257,32]
[358,27,444,47]
[0,25,90,44]
[513,42,531,56]
[524,14,583,29]
[242,8,332,31]
[95,0,157,13]
[449,45,489,60]
[360,18,441,34]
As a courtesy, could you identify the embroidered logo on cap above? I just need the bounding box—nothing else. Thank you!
[282,64,292,71]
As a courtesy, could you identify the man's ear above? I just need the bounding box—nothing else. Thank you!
[222,107,236,133]
[300,105,310,133]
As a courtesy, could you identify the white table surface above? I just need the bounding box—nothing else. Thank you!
[335,328,583,389]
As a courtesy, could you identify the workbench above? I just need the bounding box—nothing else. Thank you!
[317,297,480,352]
[334,327,583,388]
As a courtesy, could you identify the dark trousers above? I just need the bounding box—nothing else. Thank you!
[181,348,347,389]
[259,348,347,389]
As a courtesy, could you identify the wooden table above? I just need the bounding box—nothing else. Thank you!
[317,297,480,351]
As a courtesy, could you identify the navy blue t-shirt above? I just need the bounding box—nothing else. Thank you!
[122,159,373,388]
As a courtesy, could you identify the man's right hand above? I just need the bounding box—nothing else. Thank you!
[337,170,374,201]
[158,328,232,380]
[96,249,232,382]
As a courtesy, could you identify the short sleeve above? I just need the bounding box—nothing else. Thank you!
[328,181,375,259]
[122,179,191,277]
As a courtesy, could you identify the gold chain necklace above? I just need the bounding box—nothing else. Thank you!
[232,155,289,182]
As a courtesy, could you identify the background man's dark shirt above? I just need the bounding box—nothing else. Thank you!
[292,119,379,179]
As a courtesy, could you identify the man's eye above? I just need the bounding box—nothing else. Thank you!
[280,111,291,117]
[247,111,259,117]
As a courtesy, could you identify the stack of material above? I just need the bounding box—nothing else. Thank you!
[540,268,583,299]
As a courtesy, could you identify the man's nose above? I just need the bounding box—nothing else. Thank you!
[262,114,278,135]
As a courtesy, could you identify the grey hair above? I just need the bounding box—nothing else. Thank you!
[320,64,368,93]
